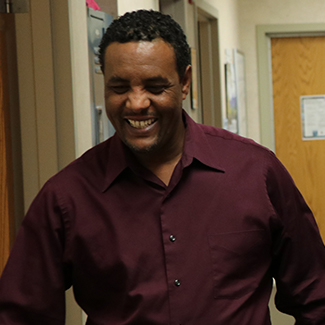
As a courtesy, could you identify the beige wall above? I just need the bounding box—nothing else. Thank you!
[117,0,159,15]
[205,0,240,59]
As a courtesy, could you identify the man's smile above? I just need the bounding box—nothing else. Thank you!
[126,118,157,129]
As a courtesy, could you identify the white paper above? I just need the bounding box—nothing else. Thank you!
[301,95,325,140]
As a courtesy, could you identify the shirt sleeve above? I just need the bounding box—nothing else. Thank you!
[266,152,325,324]
[0,179,71,325]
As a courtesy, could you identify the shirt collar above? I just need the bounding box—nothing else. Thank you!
[181,110,225,172]
[102,134,130,191]
[102,109,225,191]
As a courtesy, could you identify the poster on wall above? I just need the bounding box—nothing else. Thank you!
[224,48,248,136]
[301,95,325,140]
[233,49,247,137]
[224,49,238,134]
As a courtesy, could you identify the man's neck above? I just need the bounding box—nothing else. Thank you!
[134,135,185,186]
[140,151,183,186]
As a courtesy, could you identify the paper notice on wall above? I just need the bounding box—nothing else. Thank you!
[301,95,325,140]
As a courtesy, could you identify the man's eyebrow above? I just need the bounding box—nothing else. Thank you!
[107,76,169,83]
[145,76,169,83]
[108,76,129,83]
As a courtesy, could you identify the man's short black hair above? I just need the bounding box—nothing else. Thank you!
[98,10,191,80]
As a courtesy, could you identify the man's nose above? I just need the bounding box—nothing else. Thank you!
[126,90,150,110]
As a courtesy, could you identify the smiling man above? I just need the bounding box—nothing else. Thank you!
[103,39,191,184]
[1,9,325,325]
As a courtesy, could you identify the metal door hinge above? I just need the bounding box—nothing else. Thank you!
[0,0,29,13]
[0,0,11,13]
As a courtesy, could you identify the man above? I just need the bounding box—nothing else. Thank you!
[0,9,325,325]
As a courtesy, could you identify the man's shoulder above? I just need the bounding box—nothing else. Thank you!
[193,123,286,188]
[198,123,270,155]
[49,138,112,189]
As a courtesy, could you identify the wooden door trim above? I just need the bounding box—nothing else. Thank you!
[195,0,222,127]
[256,23,325,151]
[0,13,16,274]
[196,9,221,127]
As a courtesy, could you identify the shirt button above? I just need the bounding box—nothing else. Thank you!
[169,234,176,242]
[174,279,181,287]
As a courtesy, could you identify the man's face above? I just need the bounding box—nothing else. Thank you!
[103,39,191,158]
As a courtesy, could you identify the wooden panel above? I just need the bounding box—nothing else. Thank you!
[0,14,15,275]
[199,20,214,126]
[271,36,325,239]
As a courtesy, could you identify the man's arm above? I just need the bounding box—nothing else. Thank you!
[266,152,325,324]
[0,180,70,324]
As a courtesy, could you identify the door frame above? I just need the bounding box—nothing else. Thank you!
[256,23,325,151]
[0,13,16,273]
[195,0,222,127]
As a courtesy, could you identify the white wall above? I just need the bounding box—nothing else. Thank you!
[117,0,159,16]
[238,0,325,142]
[205,0,240,57]
[68,0,93,158]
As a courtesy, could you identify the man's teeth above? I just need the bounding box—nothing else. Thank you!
[128,118,155,129]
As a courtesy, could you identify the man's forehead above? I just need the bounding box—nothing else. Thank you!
[103,40,178,76]
[105,39,175,57]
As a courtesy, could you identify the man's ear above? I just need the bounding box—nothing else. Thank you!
[181,65,192,100]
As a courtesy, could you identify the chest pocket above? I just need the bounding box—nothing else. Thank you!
[208,229,269,299]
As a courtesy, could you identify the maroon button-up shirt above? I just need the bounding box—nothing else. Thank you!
[1,111,325,324]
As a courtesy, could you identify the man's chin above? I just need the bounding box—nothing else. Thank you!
[124,139,159,155]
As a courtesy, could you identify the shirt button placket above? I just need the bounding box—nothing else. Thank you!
[162,192,183,324]
[171,234,181,315]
